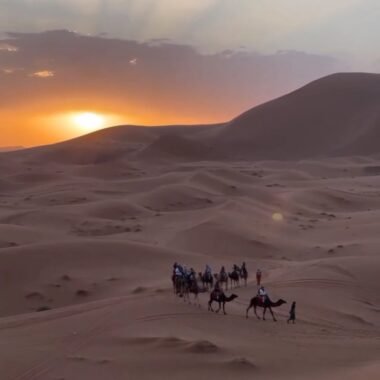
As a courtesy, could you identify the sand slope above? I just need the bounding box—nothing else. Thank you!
[212,73,380,159]
[1,149,380,379]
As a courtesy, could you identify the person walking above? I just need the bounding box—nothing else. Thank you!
[256,269,262,286]
[287,301,296,324]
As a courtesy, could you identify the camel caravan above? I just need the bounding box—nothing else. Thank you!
[172,262,292,322]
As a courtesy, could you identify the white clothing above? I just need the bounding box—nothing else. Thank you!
[259,288,267,296]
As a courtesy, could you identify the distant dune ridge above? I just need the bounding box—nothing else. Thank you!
[0,72,380,380]
[5,72,380,162]
[0,146,24,152]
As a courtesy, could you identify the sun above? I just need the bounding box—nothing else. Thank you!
[72,112,105,133]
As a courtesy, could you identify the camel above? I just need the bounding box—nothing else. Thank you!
[240,267,248,287]
[246,296,287,321]
[171,274,178,293]
[173,275,185,296]
[198,272,213,290]
[228,270,240,288]
[208,290,238,315]
[182,279,206,306]
[214,272,229,290]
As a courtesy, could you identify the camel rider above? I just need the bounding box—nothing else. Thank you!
[185,266,192,281]
[189,268,196,282]
[241,262,247,275]
[258,286,268,303]
[233,264,239,273]
[205,264,212,279]
[213,280,223,300]
[173,262,181,277]
[220,266,227,280]
[175,262,184,275]
[175,266,183,278]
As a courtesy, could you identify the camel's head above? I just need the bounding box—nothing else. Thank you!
[231,294,239,300]
[279,299,287,305]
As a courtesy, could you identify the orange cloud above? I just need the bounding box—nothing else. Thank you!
[1,68,15,74]
[0,43,18,52]
[31,70,55,78]
[0,31,341,147]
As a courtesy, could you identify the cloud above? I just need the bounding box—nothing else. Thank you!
[1,68,16,74]
[0,30,343,124]
[31,70,55,78]
[0,0,377,63]
[0,43,18,52]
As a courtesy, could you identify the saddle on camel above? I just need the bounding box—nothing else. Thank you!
[208,281,238,315]
[246,295,287,322]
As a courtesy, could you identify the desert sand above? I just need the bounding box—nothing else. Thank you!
[0,73,379,379]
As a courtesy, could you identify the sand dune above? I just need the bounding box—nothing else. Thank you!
[0,146,23,152]
[138,133,218,162]
[211,73,380,160]
[133,183,218,212]
[1,73,380,379]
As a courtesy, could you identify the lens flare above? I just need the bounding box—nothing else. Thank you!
[272,212,284,222]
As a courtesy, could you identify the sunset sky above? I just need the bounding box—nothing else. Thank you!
[1,0,379,146]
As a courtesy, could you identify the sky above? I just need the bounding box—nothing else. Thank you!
[1,0,379,146]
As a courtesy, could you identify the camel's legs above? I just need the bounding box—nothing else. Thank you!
[215,302,221,313]
[194,293,200,308]
[222,302,226,315]
[208,300,214,312]
[254,305,261,320]
[263,307,267,320]
[183,289,189,303]
[269,306,277,322]
[246,301,253,318]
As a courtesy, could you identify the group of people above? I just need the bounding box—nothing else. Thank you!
[172,261,297,323]
[173,262,196,280]
[172,262,267,300]
[172,262,249,282]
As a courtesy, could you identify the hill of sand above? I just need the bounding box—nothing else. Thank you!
[211,73,380,160]
[0,146,24,152]
[0,73,380,379]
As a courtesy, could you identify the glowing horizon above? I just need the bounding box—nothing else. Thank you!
[0,30,347,147]
[1,1,379,146]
